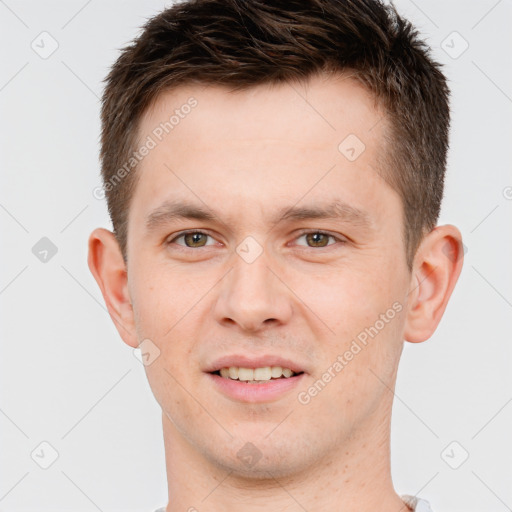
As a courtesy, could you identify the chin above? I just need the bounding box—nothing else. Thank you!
[203,434,317,480]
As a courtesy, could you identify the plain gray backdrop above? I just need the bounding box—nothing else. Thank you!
[1,1,511,511]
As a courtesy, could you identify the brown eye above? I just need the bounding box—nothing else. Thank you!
[295,231,338,248]
[183,232,208,247]
[169,231,214,248]
[305,232,330,247]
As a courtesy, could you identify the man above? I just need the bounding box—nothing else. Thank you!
[88,0,463,510]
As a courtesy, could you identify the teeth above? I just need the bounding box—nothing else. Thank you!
[217,366,297,381]
[270,366,283,378]
[282,368,293,378]
[238,368,254,381]
[254,367,272,380]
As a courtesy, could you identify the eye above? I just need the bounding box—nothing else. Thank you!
[166,229,344,251]
[168,230,216,248]
[294,231,343,248]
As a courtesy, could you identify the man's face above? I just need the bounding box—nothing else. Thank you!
[125,73,412,476]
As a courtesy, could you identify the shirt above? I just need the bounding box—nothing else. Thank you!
[154,494,433,511]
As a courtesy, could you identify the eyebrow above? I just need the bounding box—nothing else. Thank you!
[145,198,372,232]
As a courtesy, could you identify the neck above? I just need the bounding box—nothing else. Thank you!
[161,398,409,512]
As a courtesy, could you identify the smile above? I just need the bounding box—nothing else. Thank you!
[207,369,305,403]
[214,365,302,383]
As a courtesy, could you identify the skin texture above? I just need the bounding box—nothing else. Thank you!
[88,73,463,512]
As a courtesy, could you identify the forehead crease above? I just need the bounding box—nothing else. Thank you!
[144,197,374,233]
[279,201,372,226]
[145,200,217,231]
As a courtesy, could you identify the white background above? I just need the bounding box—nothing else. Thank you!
[0,1,511,511]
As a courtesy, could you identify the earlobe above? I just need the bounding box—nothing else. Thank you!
[87,228,138,348]
[403,225,464,343]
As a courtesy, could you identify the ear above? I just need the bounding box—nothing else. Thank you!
[404,224,464,343]
[87,228,138,348]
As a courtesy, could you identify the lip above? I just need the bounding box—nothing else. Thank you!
[204,354,307,374]
[206,371,306,403]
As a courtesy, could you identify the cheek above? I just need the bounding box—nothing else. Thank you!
[129,263,209,377]
[301,304,406,429]
[296,260,406,382]
[293,262,402,337]
[130,262,207,339]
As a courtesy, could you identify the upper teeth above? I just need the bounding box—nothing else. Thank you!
[219,366,296,381]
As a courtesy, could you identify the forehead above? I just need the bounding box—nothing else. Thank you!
[139,72,383,152]
[130,73,398,231]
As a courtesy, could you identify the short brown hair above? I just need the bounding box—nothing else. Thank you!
[100,0,450,269]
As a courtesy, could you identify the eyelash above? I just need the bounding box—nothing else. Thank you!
[166,229,345,250]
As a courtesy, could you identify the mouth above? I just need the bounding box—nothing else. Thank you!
[204,355,308,402]
[210,366,304,383]
[205,359,307,403]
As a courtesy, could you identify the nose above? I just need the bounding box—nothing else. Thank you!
[214,249,293,333]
